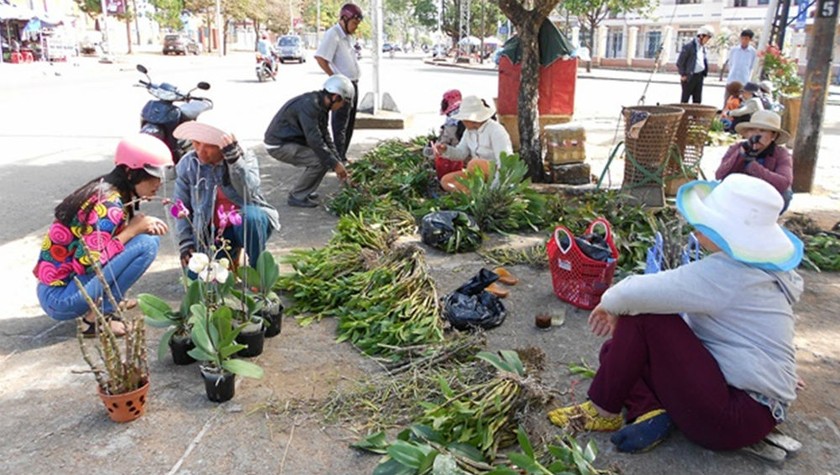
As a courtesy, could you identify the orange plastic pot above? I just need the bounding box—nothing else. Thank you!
[97,380,150,423]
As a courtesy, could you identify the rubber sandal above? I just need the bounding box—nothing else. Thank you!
[741,440,786,465]
[80,319,98,338]
[492,267,519,286]
[485,283,509,298]
[118,298,138,311]
[764,430,802,456]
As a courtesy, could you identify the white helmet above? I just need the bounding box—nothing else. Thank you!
[323,74,354,101]
[697,25,714,37]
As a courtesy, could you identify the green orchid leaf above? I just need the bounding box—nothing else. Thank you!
[157,326,177,361]
[221,358,264,379]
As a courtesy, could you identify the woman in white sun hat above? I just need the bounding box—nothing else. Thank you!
[715,109,793,213]
[433,95,513,193]
[548,173,804,455]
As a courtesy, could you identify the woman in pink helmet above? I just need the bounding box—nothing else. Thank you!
[33,134,173,336]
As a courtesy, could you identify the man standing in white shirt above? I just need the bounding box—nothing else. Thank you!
[676,25,713,104]
[315,3,363,162]
[724,29,757,105]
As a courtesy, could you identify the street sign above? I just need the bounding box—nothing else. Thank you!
[498,24,508,36]
[795,0,808,30]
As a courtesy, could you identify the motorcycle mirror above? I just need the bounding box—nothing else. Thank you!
[136,64,148,74]
[197,82,210,91]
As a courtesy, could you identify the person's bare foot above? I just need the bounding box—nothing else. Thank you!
[82,313,127,337]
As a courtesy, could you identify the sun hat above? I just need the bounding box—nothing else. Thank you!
[441,89,462,115]
[759,80,774,94]
[173,110,230,148]
[451,95,495,122]
[734,109,790,145]
[676,174,803,271]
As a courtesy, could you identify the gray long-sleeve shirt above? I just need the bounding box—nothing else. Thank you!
[263,91,341,170]
[599,252,803,405]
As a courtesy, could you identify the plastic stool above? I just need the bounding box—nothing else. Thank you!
[22,51,34,63]
[10,52,22,64]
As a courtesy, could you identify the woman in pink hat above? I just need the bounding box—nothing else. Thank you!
[34,134,173,336]
[548,174,803,455]
[424,89,467,180]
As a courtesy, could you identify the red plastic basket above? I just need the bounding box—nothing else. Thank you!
[435,154,465,180]
[546,218,619,310]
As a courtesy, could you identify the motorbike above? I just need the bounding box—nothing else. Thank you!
[135,64,213,164]
[255,53,277,82]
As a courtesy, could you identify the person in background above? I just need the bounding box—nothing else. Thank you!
[433,95,513,193]
[759,80,783,112]
[724,29,756,105]
[727,82,764,132]
[173,112,280,270]
[257,33,277,75]
[548,173,803,455]
[263,74,354,207]
[34,134,173,337]
[719,81,743,131]
[676,25,713,104]
[424,89,467,181]
[315,3,363,162]
[716,110,793,213]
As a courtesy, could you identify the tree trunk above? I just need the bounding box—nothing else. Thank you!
[517,24,545,182]
[588,20,596,73]
[124,16,132,54]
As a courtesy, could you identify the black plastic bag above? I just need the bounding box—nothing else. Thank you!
[420,211,482,253]
[442,268,506,331]
[558,232,612,262]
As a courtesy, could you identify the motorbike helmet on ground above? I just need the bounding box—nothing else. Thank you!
[324,74,355,101]
[340,3,364,21]
[115,134,173,178]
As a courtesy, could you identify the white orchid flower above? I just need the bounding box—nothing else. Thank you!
[210,259,230,284]
[188,253,210,274]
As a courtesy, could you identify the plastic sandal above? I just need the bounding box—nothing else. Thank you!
[493,267,519,286]
[485,283,509,298]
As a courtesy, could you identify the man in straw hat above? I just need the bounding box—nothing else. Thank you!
[264,74,354,208]
[172,111,280,270]
[715,109,793,212]
[676,25,714,104]
[548,173,804,454]
[433,95,512,193]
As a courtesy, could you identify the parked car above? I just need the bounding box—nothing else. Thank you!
[382,43,401,53]
[276,35,305,63]
[163,34,202,55]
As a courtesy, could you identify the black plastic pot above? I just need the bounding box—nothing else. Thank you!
[236,326,266,357]
[169,335,196,365]
[200,366,236,403]
[262,302,284,338]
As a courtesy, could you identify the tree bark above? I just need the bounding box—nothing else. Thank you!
[496,0,560,183]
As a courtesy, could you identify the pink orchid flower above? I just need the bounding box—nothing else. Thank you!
[170,199,190,219]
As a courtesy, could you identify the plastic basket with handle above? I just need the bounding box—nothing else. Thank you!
[434,153,465,180]
[645,232,702,275]
[546,218,619,310]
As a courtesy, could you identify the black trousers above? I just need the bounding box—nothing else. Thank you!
[331,80,358,161]
[680,73,705,104]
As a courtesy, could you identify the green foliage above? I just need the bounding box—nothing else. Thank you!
[760,45,804,96]
[488,428,609,475]
[150,0,186,30]
[803,233,840,271]
[563,0,652,48]
[138,278,203,360]
[187,303,264,378]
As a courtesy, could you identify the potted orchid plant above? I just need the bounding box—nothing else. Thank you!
[238,250,283,338]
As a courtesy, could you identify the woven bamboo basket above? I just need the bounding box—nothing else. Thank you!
[665,103,718,177]
[621,106,684,188]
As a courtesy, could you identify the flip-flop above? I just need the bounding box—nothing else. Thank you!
[764,430,802,455]
[741,440,786,465]
[493,267,519,286]
[80,318,98,338]
[118,298,138,311]
[485,283,509,298]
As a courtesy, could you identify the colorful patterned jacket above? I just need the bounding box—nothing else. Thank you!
[33,187,127,286]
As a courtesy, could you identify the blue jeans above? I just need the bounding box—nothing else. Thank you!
[37,234,160,321]
[220,205,272,268]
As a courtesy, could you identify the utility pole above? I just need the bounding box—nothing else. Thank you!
[289,0,294,34]
[215,0,223,57]
[316,0,321,48]
[791,0,837,192]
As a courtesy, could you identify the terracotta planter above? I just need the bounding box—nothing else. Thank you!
[97,379,150,423]
[235,326,266,358]
[200,366,235,403]
[169,335,196,365]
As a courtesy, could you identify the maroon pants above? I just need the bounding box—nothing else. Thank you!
[587,314,776,451]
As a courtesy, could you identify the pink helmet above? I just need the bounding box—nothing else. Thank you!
[340,3,364,21]
[440,89,462,115]
[114,134,173,178]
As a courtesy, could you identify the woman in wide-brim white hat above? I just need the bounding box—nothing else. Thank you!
[432,95,513,193]
[715,109,794,212]
[548,173,804,455]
